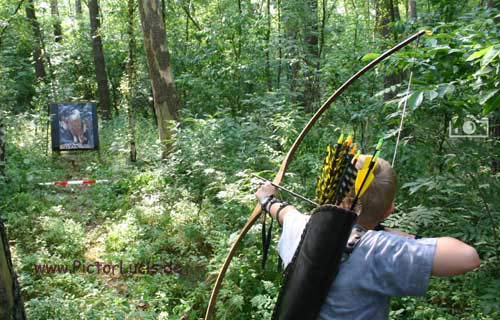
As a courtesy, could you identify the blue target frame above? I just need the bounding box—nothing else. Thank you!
[50,102,99,151]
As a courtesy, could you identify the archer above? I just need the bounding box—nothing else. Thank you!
[255,155,480,319]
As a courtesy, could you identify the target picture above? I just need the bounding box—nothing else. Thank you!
[50,102,99,151]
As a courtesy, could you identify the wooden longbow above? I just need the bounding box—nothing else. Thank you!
[205,30,427,320]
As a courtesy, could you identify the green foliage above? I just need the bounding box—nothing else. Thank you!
[0,108,286,318]
[0,0,498,319]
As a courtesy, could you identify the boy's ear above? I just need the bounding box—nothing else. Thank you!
[383,203,395,219]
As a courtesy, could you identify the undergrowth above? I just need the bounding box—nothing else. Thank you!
[0,102,498,319]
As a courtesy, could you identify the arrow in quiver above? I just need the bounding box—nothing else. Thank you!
[273,137,384,320]
[333,147,359,205]
[315,135,359,206]
[350,138,383,210]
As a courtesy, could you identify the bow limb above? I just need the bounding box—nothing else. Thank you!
[204,30,426,320]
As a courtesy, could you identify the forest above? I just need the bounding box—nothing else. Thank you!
[0,0,499,319]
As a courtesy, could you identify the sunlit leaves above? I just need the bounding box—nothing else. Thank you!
[425,89,439,102]
[408,91,424,109]
[466,46,493,61]
[479,89,498,105]
[437,83,456,97]
[466,45,500,67]
[360,52,381,62]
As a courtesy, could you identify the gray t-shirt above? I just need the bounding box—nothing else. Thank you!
[277,211,437,320]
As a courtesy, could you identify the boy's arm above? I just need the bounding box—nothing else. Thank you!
[432,237,480,276]
[255,182,299,225]
[385,227,480,276]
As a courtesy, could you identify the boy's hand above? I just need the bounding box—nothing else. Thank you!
[255,182,277,203]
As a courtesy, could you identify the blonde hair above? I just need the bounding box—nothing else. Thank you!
[354,155,397,223]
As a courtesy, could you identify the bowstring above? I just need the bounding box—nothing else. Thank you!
[391,37,420,167]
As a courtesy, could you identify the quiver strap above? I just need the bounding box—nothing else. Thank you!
[272,205,357,320]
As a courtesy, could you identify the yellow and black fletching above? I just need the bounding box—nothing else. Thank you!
[316,134,344,204]
[354,155,377,198]
[325,141,349,201]
[352,150,361,167]
[350,138,384,211]
[315,144,335,203]
[316,136,384,208]
[316,135,357,205]
[316,142,343,203]
[333,145,358,205]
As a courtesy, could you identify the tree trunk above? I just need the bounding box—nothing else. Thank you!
[265,0,272,91]
[127,0,137,162]
[25,0,46,79]
[138,0,179,158]
[283,2,300,102]
[184,5,189,56]
[319,0,328,56]
[392,0,400,21]
[375,0,397,40]
[50,0,63,42]
[376,0,402,100]
[277,0,282,89]
[409,0,417,20]
[303,0,320,112]
[0,219,27,320]
[0,115,5,175]
[492,116,499,173]
[181,1,201,32]
[282,0,320,110]
[75,0,82,15]
[232,0,243,112]
[89,0,112,119]
[161,0,167,32]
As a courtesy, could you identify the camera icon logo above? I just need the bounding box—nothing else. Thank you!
[449,115,489,138]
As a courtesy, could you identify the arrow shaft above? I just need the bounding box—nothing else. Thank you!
[251,174,319,207]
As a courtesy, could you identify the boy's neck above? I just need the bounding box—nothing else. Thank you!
[357,218,378,231]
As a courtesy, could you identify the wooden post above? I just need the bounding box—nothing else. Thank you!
[0,219,26,320]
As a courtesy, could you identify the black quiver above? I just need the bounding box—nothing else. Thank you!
[272,205,357,320]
